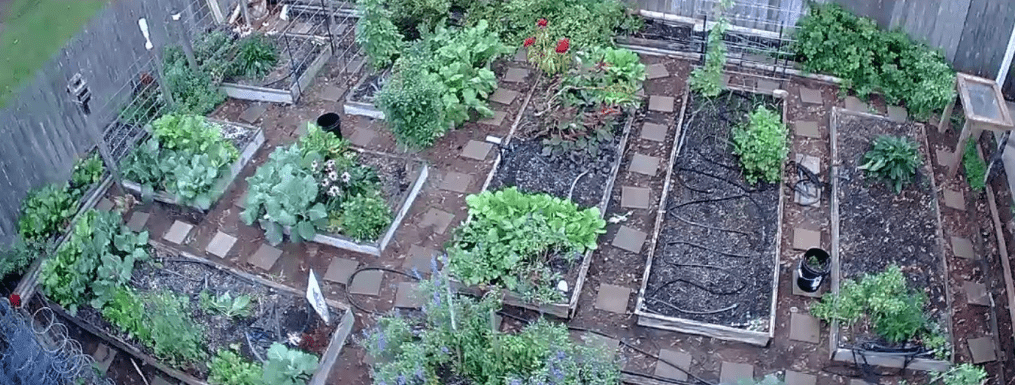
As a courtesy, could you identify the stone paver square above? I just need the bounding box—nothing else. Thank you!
[719,362,754,384]
[205,231,237,258]
[349,270,384,296]
[935,148,954,166]
[621,186,652,209]
[96,198,114,212]
[789,312,820,343]
[490,88,519,105]
[792,228,820,250]
[239,103,267,124]
[395,282,423,308]
[595,284,631,314]
[461,140,494,161]
[236,190,249,209]
[630,153,660,176]
[92,343,116,373]
[346,56,365,74]
[318,85,346,102]
[163,220,193,245]
[799,87,822,105]
[439,172,473,193]
[964,281,990,306]
[249,244,283,271]
[640,122,668,142]
[951,236,976,259]
[784,371,817,385]
[757,79,781,94]
[654,349,691,381]
[479,110,507,126]
[349,128,378,147]
[968,336,997,363]
[648,95,675,113]
[126,211,149,232]
[419,208,456,234]
[324,257,359,285]
[645,63,670,79]
[844,96,867,112]
[152,376,177,385]
[794,121,821,138]
[888,105,908,122]
[943,189,965,210]
[612,225,648,253]
[514,48,527,62]
[581,333,620,353]
[503,67,529,83]
[403,245,439,275]
[849,380,869,385]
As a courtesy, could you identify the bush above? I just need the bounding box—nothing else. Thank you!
[338,192,392,242]
[732,106,788,184]
[469,0,630,50]
[792,4,954,120]
[858,135,922,193]
[355,0,404,69]
[376,64,448,148]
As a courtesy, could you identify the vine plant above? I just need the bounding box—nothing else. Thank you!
[689,0,734,97]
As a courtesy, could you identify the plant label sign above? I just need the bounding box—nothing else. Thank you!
[306,270,331,324]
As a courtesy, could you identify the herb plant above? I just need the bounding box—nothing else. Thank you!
[448,187,605,303]
[338,192,392,242]
[199,290,254,319]
[210,347,263,385]
[858,135,922,194]
[689,0,733,97]
[933,363,987,385]
[163,46,228,115]
[146,290,206,367]
[230,33,278,80]
[263,343,319,385]
[356,0,404,70]
[17,184,77,243]
[732,105,788,184]
[0,238,45,279]
[963,139,986,192]
[376,62,448,148]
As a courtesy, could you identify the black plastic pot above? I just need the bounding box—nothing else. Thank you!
[316,113,342,139]
[796,248,830,293]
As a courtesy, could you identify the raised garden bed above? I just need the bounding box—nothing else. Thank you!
[33,241,354,385]
[220,35,333,104]
[634,87,785,347]
[122,118,265,211]
[829,108,952,371]
[343,69,389,119]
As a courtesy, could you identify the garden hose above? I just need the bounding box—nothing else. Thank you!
[344,266,420,315]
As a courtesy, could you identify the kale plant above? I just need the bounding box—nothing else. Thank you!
[241,144,327,245]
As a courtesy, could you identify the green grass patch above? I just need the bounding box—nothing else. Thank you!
[0,0,107,107]
[963,139,986,192]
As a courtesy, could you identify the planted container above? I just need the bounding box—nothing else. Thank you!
[797,248,830,293]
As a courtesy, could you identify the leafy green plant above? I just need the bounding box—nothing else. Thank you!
[17,183,77,243]
[933,363,987,385]
[230,33,278,80]
[199,290,254,318]
[792,4,955,120]
[71,153,104,193]
[424,20,509,127]
[469,0,631,50]
[146,290,206,367]
[389,0,451,37]
[732,105,788,184]
[338,192,392,242]
[448,187,605,303]
[858,135,922,193]
[376,63,448,148]
[163,44,228,115]
[356,0,404,70]
[242,144,327,245]
[0,238,45,279]
[689,0,733,97]
[101,287,150,344]
[263,343,319,385]
[210,347,264,385]
[963,139,986,192]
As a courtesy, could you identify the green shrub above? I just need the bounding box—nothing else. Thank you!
[963,139,986,192]
[210,348,263,385]
[355,0,404,70]
[933,363,987,385]
[792,4,955,120]
[376,64,448,148]
[338,192,392,242]
[470,0,630,50]
[17,184,77,243]
[732,105,788,184]
[858,135,922,193]
[230,33,278,80]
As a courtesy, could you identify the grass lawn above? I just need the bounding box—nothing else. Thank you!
[0,0,107,107]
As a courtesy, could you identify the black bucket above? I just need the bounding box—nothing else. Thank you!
[796,248,830,293]
[316,113,342,139]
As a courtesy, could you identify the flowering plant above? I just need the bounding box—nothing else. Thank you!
[525,19,573,74]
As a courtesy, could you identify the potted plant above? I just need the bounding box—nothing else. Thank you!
[796,248,830,293]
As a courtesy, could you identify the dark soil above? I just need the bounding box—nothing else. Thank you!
[72,247,339,380]
[645,90,780,328]
[216,119,257,151]
[834,112,948,350]
[352,151,416,218]
[349,70,388,104]
[625,17,788,59]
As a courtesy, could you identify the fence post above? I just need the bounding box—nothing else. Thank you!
[320,0,336,51]
[84,116,124,191]
[174,10,199,70]
[240,0,251,27]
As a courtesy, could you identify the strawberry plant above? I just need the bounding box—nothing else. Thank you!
[732,105,788,184]
[858,135,922,193]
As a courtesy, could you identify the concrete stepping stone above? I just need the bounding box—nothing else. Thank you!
[349,128,378,147]
[236,190,249,209]
[439,172,473,193]
[514,49,527,62]
[792,228,820,250]
[794,154,822,207]
[126,211,149,233]
[654,349,691,381]
[318,85,346,102]
[419,208,456,234]
[96,198,114,212]
[757,79,781,94]
[785,371,817,385]
[612,226,647,253]
[349,270,384,296]
[152,376,178,385]
[645,63,670,80]
[640,122,668,142]
[648,95,675,113]
[503,68,529,83]
[92,343,116,373]
[205,231,237,258]
[578,332,620,353]
[849,380,869,385]
[844,96,867,112]
[951,237,976,259]
[935,148,953,167]
[789,312,820,344]
[719,362,754,384]
[794,121,821,139]
[968,336,997,363]
[964,281,990,306]
[461,140,493,161]
[394,282,422,308]
[249,244,283,271]
[163,220,194,245]
[239,103,267,124]
[479,111,507,126]
[403,245,439,275]
[799,88,823,105]
[595,284,631,314]
[490,88,519,105]
[345,56,365,74]
[943,189,965,210]
[324,257,359,285]
[888,105,908,122]
[629,153,660,176]
[621,186,652,209]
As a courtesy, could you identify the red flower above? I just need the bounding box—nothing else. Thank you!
[555,38,570,54]
[9,293,20,308]
[537,18,548,27]
[523,37,535,47]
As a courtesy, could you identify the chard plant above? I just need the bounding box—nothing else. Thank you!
[858,135,922,194]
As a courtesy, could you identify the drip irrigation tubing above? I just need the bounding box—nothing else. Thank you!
[345,267,420,314]
[648,297,738,315]
[647,265,747,297]
[664,240,753,258]
[669,213,756,240]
